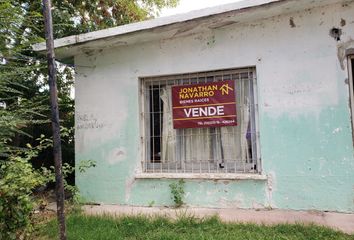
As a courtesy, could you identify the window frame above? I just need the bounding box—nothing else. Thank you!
[138,67,262,177]
[348,56,354,137]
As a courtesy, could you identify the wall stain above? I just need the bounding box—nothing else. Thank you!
[125,177,136,202]
[206,35,216,47]
[289,17,296,28]
[330,28,342,41]
[340,18,346,27]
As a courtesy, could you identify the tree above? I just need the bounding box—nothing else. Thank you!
[1,0,179,166]
[51,0,178,38]
[0,0,178,237]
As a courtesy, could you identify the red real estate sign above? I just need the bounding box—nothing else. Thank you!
[172,80,237,129]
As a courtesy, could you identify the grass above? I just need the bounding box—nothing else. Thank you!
[37,213,354,240]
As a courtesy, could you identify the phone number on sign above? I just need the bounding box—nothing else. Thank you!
[197,119,236,126]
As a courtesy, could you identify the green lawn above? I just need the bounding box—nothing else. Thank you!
[38,214,354,240]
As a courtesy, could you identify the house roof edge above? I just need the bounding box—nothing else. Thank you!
[32,0,285,53]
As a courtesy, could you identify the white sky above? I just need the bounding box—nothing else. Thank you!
[160,0,242,17]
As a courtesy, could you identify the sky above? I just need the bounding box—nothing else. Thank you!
[160,0,242,17]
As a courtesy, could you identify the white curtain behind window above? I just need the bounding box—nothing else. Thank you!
[160,87,176,163]
[182,128,213,163]
[216,80,250,167]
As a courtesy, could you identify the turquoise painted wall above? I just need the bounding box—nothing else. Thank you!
[75,2,354,212]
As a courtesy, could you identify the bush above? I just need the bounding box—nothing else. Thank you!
[0,156,47,239]
[0,137,96,239]
[0,135,55,239]
[169,179,185,208]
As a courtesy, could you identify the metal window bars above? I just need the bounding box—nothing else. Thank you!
[140,67,260,174]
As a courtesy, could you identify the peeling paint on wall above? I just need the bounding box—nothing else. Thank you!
[125,177,136,202]
[107,147,127,165]
[266,172,275,208]
[75,1,354,212]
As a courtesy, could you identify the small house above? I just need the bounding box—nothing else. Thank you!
[34,0,354,212]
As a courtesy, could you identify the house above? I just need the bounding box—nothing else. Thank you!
[34,0,354,212]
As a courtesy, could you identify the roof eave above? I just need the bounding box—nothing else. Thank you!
[32,0,348,59]
[32,0,285,53]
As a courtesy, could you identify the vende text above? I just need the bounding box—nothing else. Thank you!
[183,106,225,118]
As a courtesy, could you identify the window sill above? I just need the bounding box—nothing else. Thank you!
[135,173,268,181]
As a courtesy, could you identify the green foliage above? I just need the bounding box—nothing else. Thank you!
[169,179,185,208]
[0,0,52,159]
[0,133,96,239]
[50,0,179,38]
[0,142,50,240]
[0,0,179,41]
[148,200,155,207]
[0,0,179,167]
[0,159,42,240]
[78,159,97,173]
[0,0,177,238]
[38,214,354,240]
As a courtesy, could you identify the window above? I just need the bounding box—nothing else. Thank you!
[140,67,260,174]
[349,56,354,133]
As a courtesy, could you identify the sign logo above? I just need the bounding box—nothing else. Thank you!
[220,83,233,95]
[172,80,237,129]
